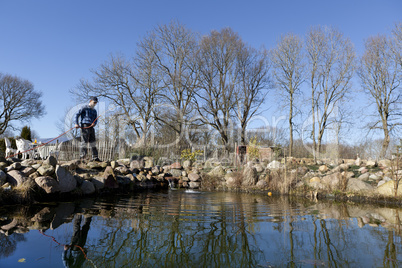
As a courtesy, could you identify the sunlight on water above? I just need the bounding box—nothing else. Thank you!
[1,190,402,267]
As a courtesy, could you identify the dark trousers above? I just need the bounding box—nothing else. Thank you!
[80,124,98,159]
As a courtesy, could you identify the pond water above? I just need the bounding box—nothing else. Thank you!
[0,190,402,267]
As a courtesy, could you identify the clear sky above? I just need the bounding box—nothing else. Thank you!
[0,0,401,140]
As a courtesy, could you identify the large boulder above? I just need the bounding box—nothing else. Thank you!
[321,172,341,189]
[182,160,192,170]
[130,160,144,169]
[346,178,374,192]
[37,164,55,176]
[44,155,57,167]
[169,169,182,177]
[378,159,392,168]
[55,165,77,193]
[6,170,28,186]
[208,166,226,177]
[5,162,22,172]
[35,176,60,194]
[80,180,95,195]
[143,157,154,168]
[366,160,377,168]
[242,166,258,186]
[91,177,105,191]
[377,180,402,197]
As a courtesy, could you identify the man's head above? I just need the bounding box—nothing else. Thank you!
[89,96,98,108]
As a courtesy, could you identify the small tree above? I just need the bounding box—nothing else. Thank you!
[20,126,32,141]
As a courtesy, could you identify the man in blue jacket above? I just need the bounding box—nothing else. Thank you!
[74,96,100,161]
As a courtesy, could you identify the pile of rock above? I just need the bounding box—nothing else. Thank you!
[302,159,402,196]
[0,156,204,204]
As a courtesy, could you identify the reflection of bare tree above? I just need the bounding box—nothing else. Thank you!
[383,230,397,268]
[0,233,26,258]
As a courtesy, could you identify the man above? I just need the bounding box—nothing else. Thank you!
[74,96,100,161]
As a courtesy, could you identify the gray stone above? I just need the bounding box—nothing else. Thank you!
[21,159,36,167]
[208,166,226,177]
[6,170,28,186]
[114,165,129,175]
[45,155,58,167]
[358,173,370,181]
[366,160,377,168]
[20,166,36,176]
[5,162,22,172]
[55,165,77,193]
[253,164,264,173]
[378,159,392,168]
[182,160,192,169]
[347,178,374,192]
[35,176,60,194]
[130,160,144,169]
[170,169,182,177]
[37,164,55,176]
[321,172,341,188]
[189,181,200,189]
[188,173,200,182]
[81,180,95,195]
[0,162,8,170]
[242,166,258,186]
[32,164,41,169]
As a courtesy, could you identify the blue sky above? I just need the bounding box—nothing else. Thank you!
[0,0,401,140]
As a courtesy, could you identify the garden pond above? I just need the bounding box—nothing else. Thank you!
[0,190,402,267]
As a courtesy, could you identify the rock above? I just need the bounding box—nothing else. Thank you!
[318,165,329,173]
[103,166,118,189]
[130,160,144,169]
[32,164,41,169]
[59,160,79,171]
[37,164,55,176]
[297,166,309,176]
[0,162,8,170]
[366,160,377,168]
[368,174,380,181]
[0,170,6,185]
[208,166,226,177]
[92,177,105,190]
[55,165,77,193]
[358,166,368,173]
[151,166,161,174]
[225,176,239,188]
[378,159,392,168]
[170,169,182,177]
[377,177,391,187]
[357,173,370,181]
[21,159,36,167]
[321,172,341,188]
[143,157,154,168]
[183,160,192,169]
[170,162,182,169]
[377,180,402,197]
[35,176,60,194]
[267,160,281,169]
[6,170,28,186]
[188,173,200,182]
[45,155,58,167]
[181,170,187,177]
[347,178,374,192]
[114,165,129,175]
[355,158,362,166]
[5,162,22,172]
[310,177,321,183]
[81,180,95,195]
[256,180,268,189]
[20,166,36,176]
[189,181,200,189]
[339,164,350,171]
[242,166,257,186]
[253,164,264,173]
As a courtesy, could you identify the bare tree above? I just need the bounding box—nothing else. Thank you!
[145,20,199,149]
[0,73,45,135]
[72,52,162,147]
[305,26,356,161]
[270,33,304,157]
[236,44,271,146]
[195,28,241,153]
[358,34,402,158]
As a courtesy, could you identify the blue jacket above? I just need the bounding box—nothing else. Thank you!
[75,105,98,126]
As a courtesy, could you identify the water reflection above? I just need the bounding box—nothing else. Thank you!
[0,191,402,267]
